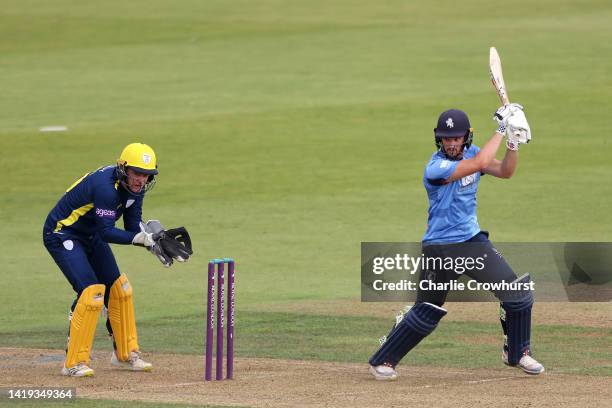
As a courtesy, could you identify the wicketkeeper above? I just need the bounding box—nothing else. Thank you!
[369,105,544,380]
[43,143,193,377]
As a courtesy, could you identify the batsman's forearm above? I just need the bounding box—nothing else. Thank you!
[476,133,504,169]
[500,149,518,178]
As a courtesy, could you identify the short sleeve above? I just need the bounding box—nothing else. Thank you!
[425,157,458,182]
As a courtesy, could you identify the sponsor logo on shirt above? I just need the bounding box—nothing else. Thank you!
[460,174,476,187]
[458,174,478,193]
[96,208,116,218]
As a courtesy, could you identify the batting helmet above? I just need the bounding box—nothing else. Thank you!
[433,109,474,158]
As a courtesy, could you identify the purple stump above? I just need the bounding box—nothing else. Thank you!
[216,262,225,380]
[227,260,235,379]
[205,262,215,381]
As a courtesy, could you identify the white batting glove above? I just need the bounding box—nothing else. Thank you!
[506,132,520,151]
[506,105,531,144]
[493,104,513,125]
[493,104,511,135]
[493,103,531,144]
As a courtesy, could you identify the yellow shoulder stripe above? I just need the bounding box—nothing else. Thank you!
[66,173,90,193]
[54,203,94,232]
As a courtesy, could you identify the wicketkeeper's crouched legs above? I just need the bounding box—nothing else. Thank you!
[106,274,152,371]
[369,302,447,367]
[107,274,139,360]
[65,284,105,372]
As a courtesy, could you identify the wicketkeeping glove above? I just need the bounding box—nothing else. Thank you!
[156,227,193,262]
[132,223,157,247]
[134,220,173,267]
[135,220,193,268]
[149,239,174,267]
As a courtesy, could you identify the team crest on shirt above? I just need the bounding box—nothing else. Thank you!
[126,199,135,208]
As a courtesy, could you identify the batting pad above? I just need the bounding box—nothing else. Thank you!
[65,284,105,368]
[369,302,447,367]
[108,274,139,361]
[501,274,534,365]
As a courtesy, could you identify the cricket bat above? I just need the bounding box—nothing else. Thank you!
[489,47,510,105]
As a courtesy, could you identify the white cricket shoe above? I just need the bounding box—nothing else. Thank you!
[369,364,398,381]
[502,350,545,375]
[111,351,152,372]
[61,362,94,377]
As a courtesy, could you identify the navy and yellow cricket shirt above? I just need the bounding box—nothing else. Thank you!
[44,165,143,244]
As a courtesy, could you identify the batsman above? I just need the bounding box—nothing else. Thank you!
[369,105,545,380]
[43,143,193,377]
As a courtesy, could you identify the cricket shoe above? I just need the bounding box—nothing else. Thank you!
[369,363,398,381]
[502,350,545,375]
[61,363,94,377]
[111,351,152,372]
